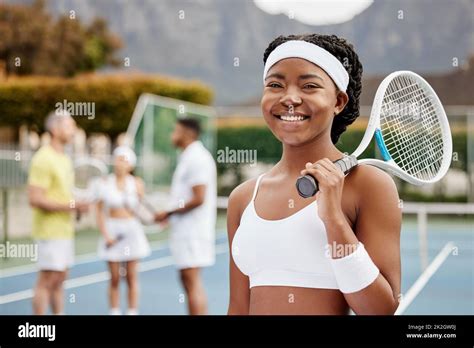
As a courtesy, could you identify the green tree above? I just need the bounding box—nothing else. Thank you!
[0,0,122,77]
[0,0,51,75]
[82,18,122,71]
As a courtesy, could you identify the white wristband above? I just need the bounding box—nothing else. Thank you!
[330,242,380,294]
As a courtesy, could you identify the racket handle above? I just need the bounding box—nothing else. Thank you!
[296,155,359,198]
[106,234,124,249]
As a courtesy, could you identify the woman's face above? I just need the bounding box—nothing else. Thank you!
[114,155,132,175]
[261,57,348,146]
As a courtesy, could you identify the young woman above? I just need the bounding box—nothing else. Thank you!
[96,146,151,315]
[227,34,401,315]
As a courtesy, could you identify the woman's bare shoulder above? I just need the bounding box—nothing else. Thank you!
[227,177,259,218]
[346,163,399,204]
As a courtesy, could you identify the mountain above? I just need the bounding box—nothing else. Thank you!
[13,0,474,105]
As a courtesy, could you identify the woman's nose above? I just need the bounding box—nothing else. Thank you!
[280,89,302,107]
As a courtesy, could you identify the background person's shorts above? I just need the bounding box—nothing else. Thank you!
[169,237,215,270]
[36,239,74,272]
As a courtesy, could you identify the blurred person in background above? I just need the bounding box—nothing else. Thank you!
[155,118,217,315]
[96,146,151,315]
[28,111,89,315]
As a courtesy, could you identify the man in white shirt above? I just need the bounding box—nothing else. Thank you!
[155,118,217,315]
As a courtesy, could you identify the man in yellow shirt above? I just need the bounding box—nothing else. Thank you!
[28,111,88,315]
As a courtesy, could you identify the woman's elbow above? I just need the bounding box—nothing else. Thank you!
[356,297,399,315]
[386,297,400,315]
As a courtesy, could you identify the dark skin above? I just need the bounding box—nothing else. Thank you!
[227,58,401,315]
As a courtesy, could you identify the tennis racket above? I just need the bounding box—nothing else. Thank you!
[73,157,109,220]
[130,195,175,228]
[296,70,453,198]
[106,233,125,249]
[130,196,158,226]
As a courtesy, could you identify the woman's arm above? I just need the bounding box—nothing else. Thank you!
[333,166,401,314]
[96,200,114,246]
[302,160,401,314]
[227,182,252,315]
[135,176,145,199]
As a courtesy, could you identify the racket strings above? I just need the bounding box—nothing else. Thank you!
[75,167,99,189]
[74,164,106,200]
[379,75,445,181]
[382,97,442,180]
[382,107,442,180]
[382,106,439,147]
[383,115,442,159]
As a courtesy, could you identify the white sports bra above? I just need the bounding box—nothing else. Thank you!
[231,173,339,289]
[100,174,139,211]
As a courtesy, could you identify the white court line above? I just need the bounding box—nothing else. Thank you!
[0,233,228,279]
[395,241,455,315]
[0,242,229,305]
[0,240,168,279]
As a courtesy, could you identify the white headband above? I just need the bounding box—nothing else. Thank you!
[113,146,137,167]
[263,40,349,92]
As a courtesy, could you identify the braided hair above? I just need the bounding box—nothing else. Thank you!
[263,34,363,144]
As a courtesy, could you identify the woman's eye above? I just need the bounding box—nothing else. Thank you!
[267,82,282,88]
[303,84,320,89]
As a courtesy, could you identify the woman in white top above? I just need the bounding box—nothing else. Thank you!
[227,34,402,315]
[96,146,151,315]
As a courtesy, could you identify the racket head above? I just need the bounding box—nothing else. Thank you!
[364,71,452,185]
[73,158,108,201]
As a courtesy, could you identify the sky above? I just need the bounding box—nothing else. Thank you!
[253,0,374,25]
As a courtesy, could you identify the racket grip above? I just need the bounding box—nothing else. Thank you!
[296,155,358,198]
[106,234,124,249]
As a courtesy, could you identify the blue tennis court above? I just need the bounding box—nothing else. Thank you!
[0,215,472,315]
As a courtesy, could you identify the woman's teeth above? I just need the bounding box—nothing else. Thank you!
[278,114,308,122]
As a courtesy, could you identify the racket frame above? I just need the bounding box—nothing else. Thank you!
[352,71,452,185]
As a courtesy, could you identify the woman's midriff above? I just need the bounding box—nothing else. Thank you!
[108,207,134,219]
[249,286,349,315]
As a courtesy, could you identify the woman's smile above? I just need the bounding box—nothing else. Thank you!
[273,112,310,122]
[272,112,311,133]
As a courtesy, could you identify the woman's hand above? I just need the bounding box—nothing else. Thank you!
[300,158,346,224]
[105,235,116,248]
